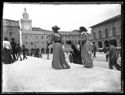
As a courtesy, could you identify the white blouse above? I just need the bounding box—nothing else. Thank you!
[3,41,12,49]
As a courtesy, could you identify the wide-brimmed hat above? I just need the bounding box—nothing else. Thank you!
[52,25,60,31]
[78,26,87,33]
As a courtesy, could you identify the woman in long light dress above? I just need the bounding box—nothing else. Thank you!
[80,32,93,68]
[49,26,70,69]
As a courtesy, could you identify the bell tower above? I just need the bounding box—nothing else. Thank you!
[23,8,29,20]
[20,8,32,32]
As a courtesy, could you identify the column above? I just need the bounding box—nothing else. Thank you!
[19,29,22,47]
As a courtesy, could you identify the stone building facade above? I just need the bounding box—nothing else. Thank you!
[20,8,81,54]
[20,8,53,53]
[3,19,20,44]
[61,30,81,47]
[90,14,121,50]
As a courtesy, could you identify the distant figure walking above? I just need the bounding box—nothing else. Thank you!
[49,25,70,69]
[22,45,27,60]
[108,40,121,71]
[16,43,22,61]
[40,48,43,58]
[92,42,97,58]
[46,43,50,59]
[34,48,40,57]
[105,50,109,62]
[10,38,17,61]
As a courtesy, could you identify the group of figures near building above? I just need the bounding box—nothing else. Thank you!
[48,25,121,70]
[2,38,27,64]
[50,26,93,69]
[2,25,121,71]
[29,47,53,57]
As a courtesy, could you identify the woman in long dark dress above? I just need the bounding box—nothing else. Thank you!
[2,37,14,64]
[67,40,82,65]
[49,26,70,69]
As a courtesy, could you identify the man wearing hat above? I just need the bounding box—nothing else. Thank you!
[49,25,70,69]
[108,40,121,70]
[10,38,17,61]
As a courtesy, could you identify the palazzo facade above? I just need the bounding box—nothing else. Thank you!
[2,19,20,44]
[20,8,81,54]
[90,14,121,50]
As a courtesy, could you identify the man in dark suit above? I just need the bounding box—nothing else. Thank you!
[46,43,50,59]
[108,40,121,71]
[10,38,17,61]
[22,45,27,60]
[92,42,97,58]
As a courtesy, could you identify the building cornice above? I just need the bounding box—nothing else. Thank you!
[90,14,121,28]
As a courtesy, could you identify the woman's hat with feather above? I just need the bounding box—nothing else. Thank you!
[78,26,87,33]
[52,25,60,31]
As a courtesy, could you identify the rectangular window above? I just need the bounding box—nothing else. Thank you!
[25,36,28,38]
[41,36,43,39]
[9,32,12,37]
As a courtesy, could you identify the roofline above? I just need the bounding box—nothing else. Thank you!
[3,18,19,22]
[89,14,121,28]
[32,27,52,32]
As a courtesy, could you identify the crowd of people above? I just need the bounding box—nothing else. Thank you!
[29,47,51,59]
[50,26,121,71]
[2,26,121,71]
[2,38,27,64]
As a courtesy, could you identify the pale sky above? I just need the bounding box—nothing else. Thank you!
[3,2,121,33]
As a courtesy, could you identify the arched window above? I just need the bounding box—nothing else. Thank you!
[112,27,116,36]
[93,32,96,39]
[41,36,43,39]
[105,29,109,38]
[99,30,102,39]
[112,39,117,47]
[46,36,48,39]
[98,41,102,48]
[104,40,109,47]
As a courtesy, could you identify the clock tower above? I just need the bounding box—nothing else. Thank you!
[20,8,32,32]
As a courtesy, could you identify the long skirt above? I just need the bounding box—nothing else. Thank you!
[72,51,83,65]
[52,43,70,69]
[81,42,93,68]
[2,48,14,64]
